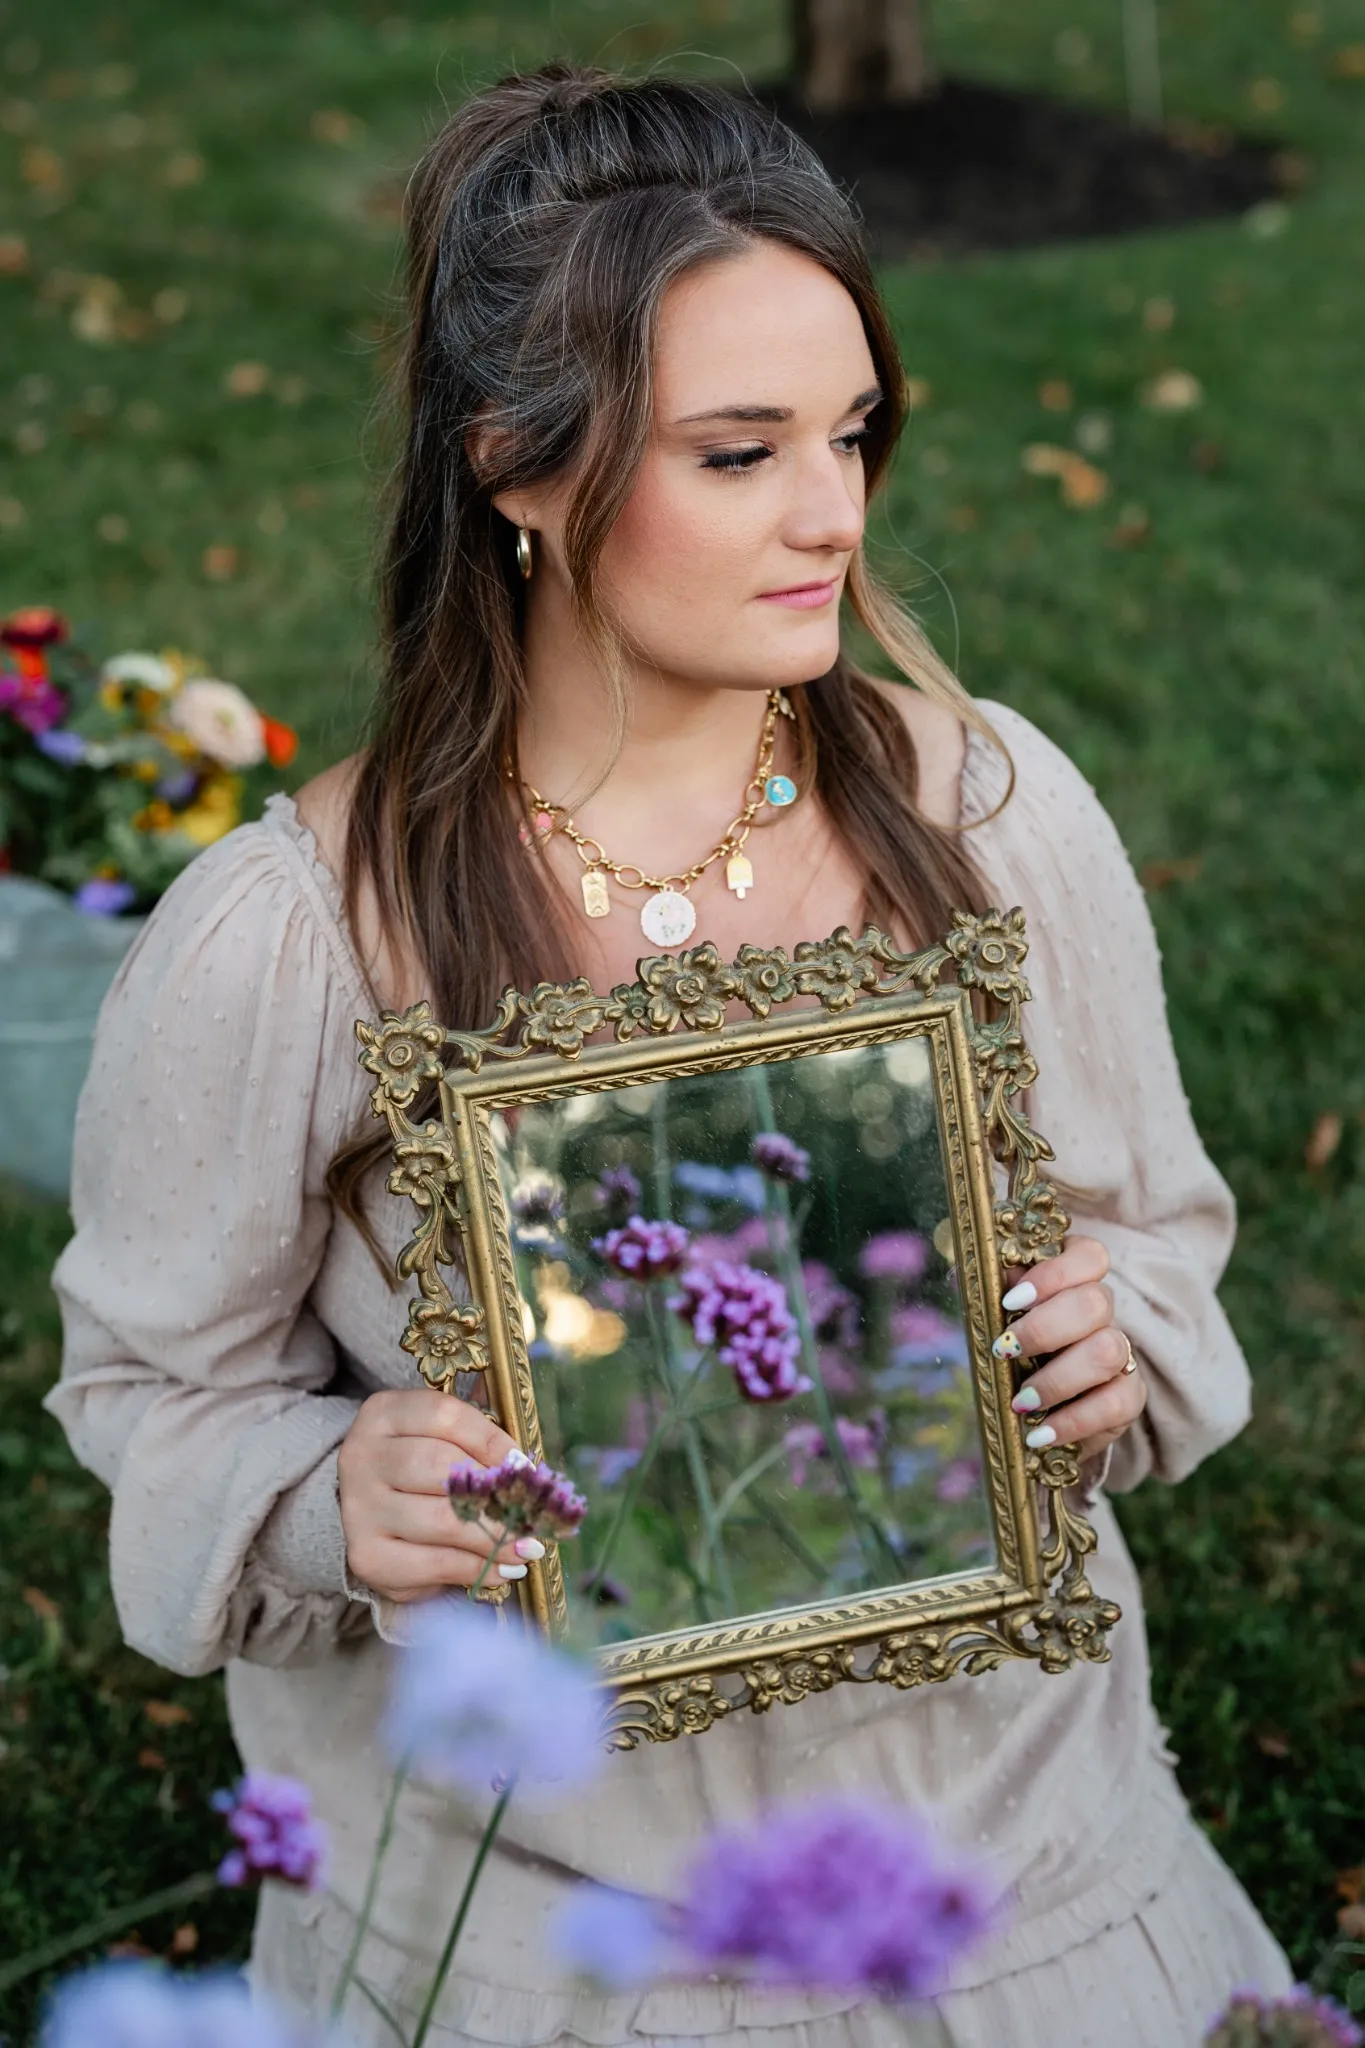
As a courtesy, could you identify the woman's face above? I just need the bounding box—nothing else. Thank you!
[521,240,883,695]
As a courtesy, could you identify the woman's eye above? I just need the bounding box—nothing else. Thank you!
[700,445,771,473]
[834,424,872,455]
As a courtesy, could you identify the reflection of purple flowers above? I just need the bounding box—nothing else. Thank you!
[674,1160,766,1211]
[803,1261,860,1347]
[935,1457,982,1505]
[448,1450,587,1541]
[510,1170,566,1248]
[859,1231,930,1285]
[1206,1989,1363,2047]
[751,1132,810,1184]
[210,1772,326,1890]
[671,1261,808,1403]
[677,1796,998,1997]
[575,1443,642,1488]
[784,1410,886,1488]
[593,1215,691,1280]
[890,1303,966,1360]
[594,1164,642,1214]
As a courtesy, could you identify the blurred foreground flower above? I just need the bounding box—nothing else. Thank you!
[168,678,267,768]
[40,1960,327,2048]
[384,1599,604,1797]
[671,1260,808,1402]
[1205,1987,1363,2045]
[556,1795,999,2000]
[448,1449,587,1543]
[211,1772,326,1890]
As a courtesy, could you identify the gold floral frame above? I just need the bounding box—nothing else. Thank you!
[357,910,1120,1749]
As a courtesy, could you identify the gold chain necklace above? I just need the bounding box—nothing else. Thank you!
[517,690,798,946]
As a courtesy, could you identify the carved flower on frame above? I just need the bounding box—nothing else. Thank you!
[666,1674,731,1736]
[356,1004,447,1106]
[944,909,1030,1003]
[637,944,739,1033]
[996,1180,1069,1267]
[973,1021,1039,1095]
[791,928,881,1012]
[388,1124,458,1207]
[732,943,795,1018]
[872,1631,950,1689]
[401,1297,490,1388]
[518,979,607,1057]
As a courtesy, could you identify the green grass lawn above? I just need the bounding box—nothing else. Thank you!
[3,0,1364,2036]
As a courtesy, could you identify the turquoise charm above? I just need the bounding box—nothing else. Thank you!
[764,774,797,808]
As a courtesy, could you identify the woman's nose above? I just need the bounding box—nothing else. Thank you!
[784,445,866,555]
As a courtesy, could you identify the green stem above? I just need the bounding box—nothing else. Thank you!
[645,1289,736,1615]
[746,1065,902,1583]
[329,1762,408,2022]
[0,1871,218,1994]
[710,1436,797,1525]
[411,1781,515,2048]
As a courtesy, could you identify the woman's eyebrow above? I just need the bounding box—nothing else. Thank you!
[672,384,884,427]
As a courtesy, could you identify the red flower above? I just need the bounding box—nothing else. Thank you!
[0,607,69,650]
[261,715,297,768]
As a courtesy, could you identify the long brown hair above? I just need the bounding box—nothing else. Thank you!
[328,63,1004,1258]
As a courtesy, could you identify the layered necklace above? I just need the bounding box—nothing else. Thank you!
[516,689,800,947]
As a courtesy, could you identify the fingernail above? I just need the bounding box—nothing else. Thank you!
[1001,1279,1037,1313]
[992,1329,1023,1361]
[1025,1424,1057,1449]
[498,1562,528,1580]
[1011,1386,1042,1413]
[504,1447,532,1470]
[514,1537,545,1561]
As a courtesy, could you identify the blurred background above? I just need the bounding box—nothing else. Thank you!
[1,0,1363,2034]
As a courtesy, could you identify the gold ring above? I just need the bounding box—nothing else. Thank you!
[1119,1332,1137,1374]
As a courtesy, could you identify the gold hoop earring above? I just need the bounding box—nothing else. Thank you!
[516,525,533,581]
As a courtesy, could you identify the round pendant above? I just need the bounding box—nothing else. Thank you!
[639,889,697,947]
[764,773,797,808]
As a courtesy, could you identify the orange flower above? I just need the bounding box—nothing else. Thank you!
[261,715,298,769]
[1,606,68,649]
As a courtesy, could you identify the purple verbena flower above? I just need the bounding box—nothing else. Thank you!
[674,1160,767,1211]
[34,727,87,765]
[1205,1987,1364,2046]
[73,877,136,916]
[858,1230,930,1285]
[210,1772,325,1891]
[751,1131,810,1183]
[677,1795,999,1999]
[935,1456,982,1505]
[670,1260,809,1403]
[553,1883,676,1991]
[39,1960,327,2048]
[889,1303,967,1361]
[802,1260,861,1347]
[594,1163,642,1213]
[0,669,66,736]
[784,1411,886,1489]
[447,1448,587,1541]
[384,1597,604,1797]
[593,1214,691,1280]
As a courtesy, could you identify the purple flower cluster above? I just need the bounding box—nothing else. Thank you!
[784,1411,886,1489]
[671,1261,809,1403]
[859,1230,930,1285]
[803,1260,860,1348]
[593,1215,691,1280]
[1205,1988,1364,2047]
[594,1164,643,1213]
[751,1132,810,1184]
[935,1456,982,1505]
[39,1960,327,2048]
[555,1795,997,2000]
[448,1449,587,1541]
[0,668,65,736]
[210,1772,325,1891]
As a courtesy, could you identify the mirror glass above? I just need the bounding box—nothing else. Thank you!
[489,1038,995,1653]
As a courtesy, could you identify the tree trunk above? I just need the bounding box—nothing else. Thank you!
[793,0,937,109]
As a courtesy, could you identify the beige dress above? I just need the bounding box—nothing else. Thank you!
[45,701,1291,2047]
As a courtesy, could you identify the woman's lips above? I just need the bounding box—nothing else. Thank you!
[756,579,839,610]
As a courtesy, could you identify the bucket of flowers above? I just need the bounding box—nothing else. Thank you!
[0,604,297,1202]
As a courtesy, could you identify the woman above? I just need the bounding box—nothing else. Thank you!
[46,64,1290,2047]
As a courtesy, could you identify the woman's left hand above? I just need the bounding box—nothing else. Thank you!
[996,1234,1147,1460]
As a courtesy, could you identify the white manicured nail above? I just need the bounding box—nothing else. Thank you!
[498,1562,528,1580]
[514,1537,545,1560]
[1002,1280,1037,1313]
[504,1447,532,1469]
[1011,1386,1042,1413]
[1025,1423,1057,1449]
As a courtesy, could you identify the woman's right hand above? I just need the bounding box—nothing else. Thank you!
[337,1388,540,1603]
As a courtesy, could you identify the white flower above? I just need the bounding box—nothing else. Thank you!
[99,651,176,692]
[168,677,266,767]
[1140,370,1204,413]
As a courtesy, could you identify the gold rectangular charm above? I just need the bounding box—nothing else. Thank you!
[580,869,611,919]
[725,853,754,901]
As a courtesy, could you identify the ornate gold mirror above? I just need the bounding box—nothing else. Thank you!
[358,911,1120,1750]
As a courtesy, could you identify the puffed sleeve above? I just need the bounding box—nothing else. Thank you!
[967,701,1252,1493]
[43,817,375,1675]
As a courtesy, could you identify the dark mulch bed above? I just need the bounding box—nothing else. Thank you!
[762,76,1292,257]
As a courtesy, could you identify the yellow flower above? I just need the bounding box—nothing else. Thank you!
[132,757,160,782]
[133,799,175,832]
[99,678,124,713]
[94,860,120,881]
[175,774,243,845]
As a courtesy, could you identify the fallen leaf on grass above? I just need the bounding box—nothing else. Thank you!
[21,1586,59,1621]
[1250,78,1285,112]
[1255,1730,1291,1758]
[904,376,932,408]
[946,504,978,531]
[20,143,63,190]
[1142,296,1176,332]
[1038,378,1072,411]
[1021,443,1109,508]
[201,544,240,581]
[145,1699,193,1728]
[1193,440,1224,473]
[1329,45,1365,78]
[225,360,270,397]
[138,1746,167,1770]
[0,234,28,275]
[164,150,206,188]
[1141,856,1203,890]
[1304,1112,1343,1170]
[311,107,363,145]
[1141,369,1203,412]
[169,1923,199,1957]
[1107,504,1151,548]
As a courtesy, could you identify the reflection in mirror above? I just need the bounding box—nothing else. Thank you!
[491,1038,995,1654]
